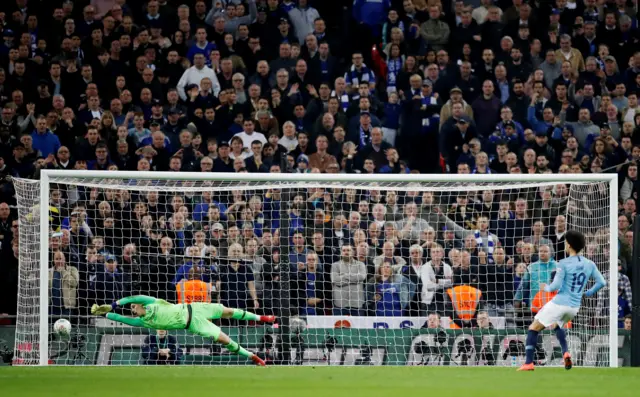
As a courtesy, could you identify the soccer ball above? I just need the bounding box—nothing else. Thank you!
[53,319,72,337]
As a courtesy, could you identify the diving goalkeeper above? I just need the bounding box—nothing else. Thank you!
[91,295,275,366]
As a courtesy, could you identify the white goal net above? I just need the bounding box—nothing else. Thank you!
[12,172,618,366]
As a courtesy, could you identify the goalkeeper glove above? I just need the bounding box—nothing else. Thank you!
[91,304,113,316]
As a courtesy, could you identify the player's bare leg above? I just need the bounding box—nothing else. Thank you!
[221,307,276,323]
[216,330,265,366]
[518,320,545,371]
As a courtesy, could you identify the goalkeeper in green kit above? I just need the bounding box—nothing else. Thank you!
[91,296,275,366]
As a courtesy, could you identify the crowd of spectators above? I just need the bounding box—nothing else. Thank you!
[0,0,637,328]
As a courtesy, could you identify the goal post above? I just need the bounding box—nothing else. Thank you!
[13,170,619,366]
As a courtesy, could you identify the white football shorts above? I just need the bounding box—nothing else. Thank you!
[534,301,579,328]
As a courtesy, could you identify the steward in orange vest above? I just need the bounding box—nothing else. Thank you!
[176,267,213,304]
[531,290,557,313]
[531,289,572,328]
[447,285,482,329]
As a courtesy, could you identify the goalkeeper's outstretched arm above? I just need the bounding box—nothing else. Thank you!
[91,295,159,328]
[91,303,146,327]
[106,313,145,327]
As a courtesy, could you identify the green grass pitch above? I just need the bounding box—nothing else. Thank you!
[1,367,639,397]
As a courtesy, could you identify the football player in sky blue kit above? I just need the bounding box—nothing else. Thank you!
[518,230,606,371]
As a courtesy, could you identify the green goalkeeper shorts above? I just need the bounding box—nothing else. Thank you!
[187,303,225,341]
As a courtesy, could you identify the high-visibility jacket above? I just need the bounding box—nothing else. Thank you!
[531,290,572,328]
[176,279,212,304]
[447,285,482,321]
[531,290,557,313]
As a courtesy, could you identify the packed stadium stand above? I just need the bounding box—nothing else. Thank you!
[0,0,636,347]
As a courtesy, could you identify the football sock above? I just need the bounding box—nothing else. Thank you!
[226,340,253,359]
[525,330,539,364]
[231,309,259,321]
[554,327,568,354]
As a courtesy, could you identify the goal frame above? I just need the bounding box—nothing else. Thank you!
[32,170,619,366]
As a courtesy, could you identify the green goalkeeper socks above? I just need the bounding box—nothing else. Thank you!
[231,309,259,321]
[226,340,253,359]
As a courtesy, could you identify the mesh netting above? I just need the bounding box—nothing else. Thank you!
[13,174,616,366]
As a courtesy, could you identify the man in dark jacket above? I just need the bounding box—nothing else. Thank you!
[441,114,478,172]
[357,127,392,171]
[452,62,481,103]
[528,129,556,166]
[95,254,128,305]
[141,330,183,365]
[505,80,530,129]
[401,81,441,173]
[292,251,329,315]
[453,11,481,54]
[471,80,501,139]
[481,7,505,52]
[213,141,234,172]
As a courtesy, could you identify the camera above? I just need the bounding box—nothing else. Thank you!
[479,345,496,366]
[324,333,337,352]
[414,331,448,365]
[322,333,338,364]
[502,339,546,365]
[502,340,525,360]
[0,340,13,365]
[48,331,88,363]
[354,343,373,365]
[259,333,277,363]
[414,341,430,355]
[69,332,86,351]
[455,339,474,366]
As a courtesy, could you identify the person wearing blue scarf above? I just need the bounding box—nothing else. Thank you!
[382,10,405,47]
[473,217,497,264]
[359,122,372,148]
[344,52,376,89]
[419,84,440,135]
[348,110,379,150]
[386,49,404,94]
[332,90,350,113]
[331,77,351,112]
[280,0,296,13]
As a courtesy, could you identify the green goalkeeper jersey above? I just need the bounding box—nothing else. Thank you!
[106,295,189,330]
